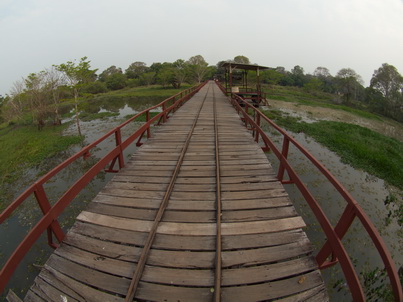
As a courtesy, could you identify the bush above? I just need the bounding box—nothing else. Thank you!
[82,81,108,94]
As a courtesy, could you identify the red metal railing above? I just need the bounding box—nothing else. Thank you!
[0,82,206,294]
[215,81,402,302]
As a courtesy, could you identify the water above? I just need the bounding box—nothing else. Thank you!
[1,97,401,300]
[0,96,164,300]
[263,129,402,301]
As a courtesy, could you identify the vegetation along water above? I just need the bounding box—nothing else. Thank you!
[0,55,402,300]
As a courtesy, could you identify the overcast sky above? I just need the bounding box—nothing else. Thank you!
[1,0,402,95]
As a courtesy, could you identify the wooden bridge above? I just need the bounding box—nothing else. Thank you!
[22,82,327,301]
[1,81,402,301]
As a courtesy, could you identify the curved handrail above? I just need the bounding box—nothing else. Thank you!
[0,82,207,294]
[216,81,402,301]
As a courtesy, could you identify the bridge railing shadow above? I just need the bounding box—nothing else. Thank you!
[215,80,402,302]
[0,82,207,295]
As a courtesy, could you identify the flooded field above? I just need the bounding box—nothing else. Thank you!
[264,130,402,300]
[0,95,401,300]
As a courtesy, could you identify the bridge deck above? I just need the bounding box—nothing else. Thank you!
[25,82,328,301]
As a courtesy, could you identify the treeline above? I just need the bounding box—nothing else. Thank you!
[0,55,216,131]
[255,63,403,122]
[1,54,402,130]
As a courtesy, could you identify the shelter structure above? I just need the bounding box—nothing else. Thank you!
[221,62,269,106]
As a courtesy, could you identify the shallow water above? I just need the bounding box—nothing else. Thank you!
[264,129,402,300]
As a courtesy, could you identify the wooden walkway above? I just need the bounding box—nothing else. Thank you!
[25,82,328,301]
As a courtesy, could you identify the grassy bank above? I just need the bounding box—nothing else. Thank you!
[0,124,83,183]
[263,109,403,190]
[264,85,383,121]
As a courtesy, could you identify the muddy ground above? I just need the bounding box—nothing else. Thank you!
[267,99,403,142]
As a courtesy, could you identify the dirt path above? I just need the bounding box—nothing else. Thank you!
[267,99,403,142]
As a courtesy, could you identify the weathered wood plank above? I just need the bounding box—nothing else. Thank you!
[221,271,324,301]
[77,211,306,236]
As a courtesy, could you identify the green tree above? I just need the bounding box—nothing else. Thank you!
[172,59,188,88]
[313,66,331,78]
[313,66,336,93]
[149,62,163,74]
[370,63,403,104]
[55,57,97,136]
[304,78,323,93]
[370,63,403,121]
[187,55,208,83]
[140,72,156,86]
[157,67,174,88]
[290,65,306,87]
[99,65,123,82]
[233,55,250,64]
[125,61,148,79]
[261,69,284,85]
[336,68,364,104]
[106,73,127,90]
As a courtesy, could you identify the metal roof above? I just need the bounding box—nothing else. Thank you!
[221,62,269,71]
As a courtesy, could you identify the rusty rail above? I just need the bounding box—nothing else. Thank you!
[0,82,207,295]
[215,81,402,302]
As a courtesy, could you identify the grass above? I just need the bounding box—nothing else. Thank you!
[95,84,193,99]
[79,111,119,121]
[0,124,84,183]
[265,85,383,121]
[262,109,403,190]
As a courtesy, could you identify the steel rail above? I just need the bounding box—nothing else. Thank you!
[215,81,403,302]
[212,87,222,302]
[125,84,211,301]
[0,82,207,295]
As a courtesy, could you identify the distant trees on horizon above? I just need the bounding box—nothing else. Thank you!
[1,55,402,129]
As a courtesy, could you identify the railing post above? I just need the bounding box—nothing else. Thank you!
[33,184,65,248]
[162,103,167,123]
[255,113,260,143]
[146,111,151,139]
[115,128,125,170]
[277,137,290,183]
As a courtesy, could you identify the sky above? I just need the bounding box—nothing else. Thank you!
[1,0,403,95]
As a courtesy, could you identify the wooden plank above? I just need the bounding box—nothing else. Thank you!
[221,271,324,301]
[222,196,292,210]
[70,222,216,251]
[136,282,212,302]
[23,291,44,302]
[54,244,135,278]
[87,202,216,222]
[6,290,24,302]
[142,266,213,286]
[222,239,313,268]
[276,285,329,302]
[222,206,297,222]
[222,256,317,286]
[222,230,308,250]
[29,277,79,302]
[45,255,129,296]
[77,211,306,236]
